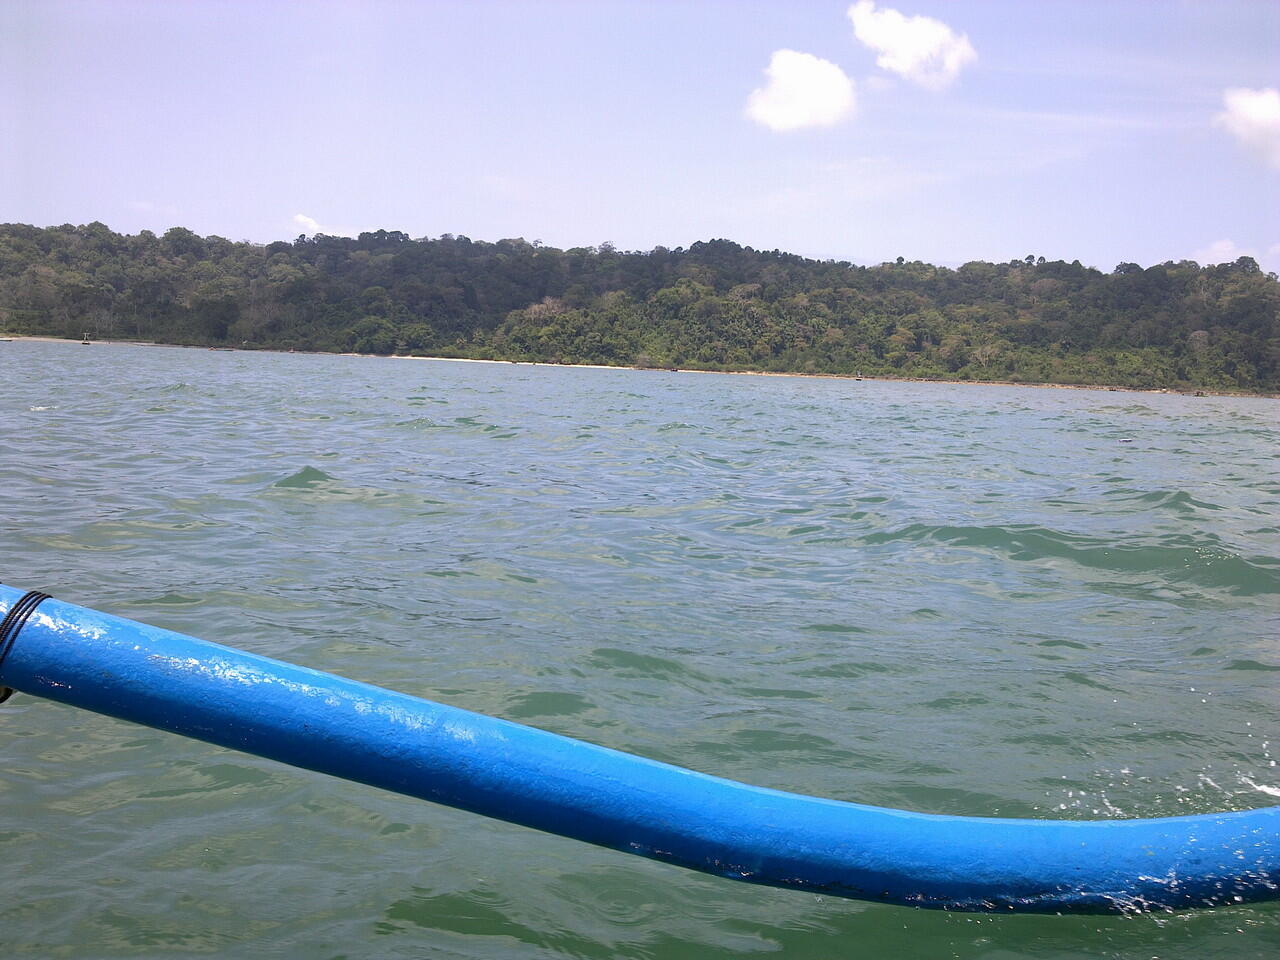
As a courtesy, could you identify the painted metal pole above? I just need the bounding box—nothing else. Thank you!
[1,584,1277,913]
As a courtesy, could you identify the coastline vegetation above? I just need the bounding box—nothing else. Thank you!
[2,222,1277,393]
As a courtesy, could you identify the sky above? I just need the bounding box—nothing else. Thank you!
[2,0,1278,271]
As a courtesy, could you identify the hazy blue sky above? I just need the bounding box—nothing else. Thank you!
[3,0,1277,270]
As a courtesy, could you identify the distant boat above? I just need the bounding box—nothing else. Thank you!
[81,331,91,344]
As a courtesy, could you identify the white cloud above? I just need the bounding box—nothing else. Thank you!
[1215,87,1280,169]
[746,49,855,132]
[293,213,324,234]
[1191,239,1253,264]
[1190,239,1280,272]
[292,213,353,237]
[847,1,976,90]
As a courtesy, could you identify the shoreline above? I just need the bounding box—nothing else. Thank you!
[7,334,1277,401]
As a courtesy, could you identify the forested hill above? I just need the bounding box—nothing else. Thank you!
[2,222,1278,392]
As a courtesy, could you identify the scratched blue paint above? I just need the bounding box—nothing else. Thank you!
[2,584,1277,913]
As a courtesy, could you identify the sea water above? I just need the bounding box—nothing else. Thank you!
[1,339,1278,958]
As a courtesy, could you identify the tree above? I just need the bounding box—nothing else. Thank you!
[0,221,1275,391]
[345,316,396,354]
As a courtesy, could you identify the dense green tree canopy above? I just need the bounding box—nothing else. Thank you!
[2,222,1277,392]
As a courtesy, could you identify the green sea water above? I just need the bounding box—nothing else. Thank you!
[2,339,1278,959]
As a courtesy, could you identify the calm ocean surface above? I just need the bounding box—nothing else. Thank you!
[1,339,1278,958]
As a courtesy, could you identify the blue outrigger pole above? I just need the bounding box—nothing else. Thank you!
[2,584,1277,913]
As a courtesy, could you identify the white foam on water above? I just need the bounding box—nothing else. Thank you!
[1241,777,1280,798]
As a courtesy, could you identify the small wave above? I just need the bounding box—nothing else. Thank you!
[136,761,278,800]
[394,416,446,430]
[1226,659,1280,672]
[1242,777,1280,798]
[861,523,1280,595]
[133,593,203,607]
[799,661,897,679]
[504,690,596,720]
[434,415,519,437]
[588,647,703,681]
[1104,487,1223,513]
[272,465,335,489]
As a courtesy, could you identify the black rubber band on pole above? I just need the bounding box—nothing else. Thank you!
[0,590,51,704]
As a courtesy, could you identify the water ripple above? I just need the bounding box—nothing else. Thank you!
[1,342,1278,958]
